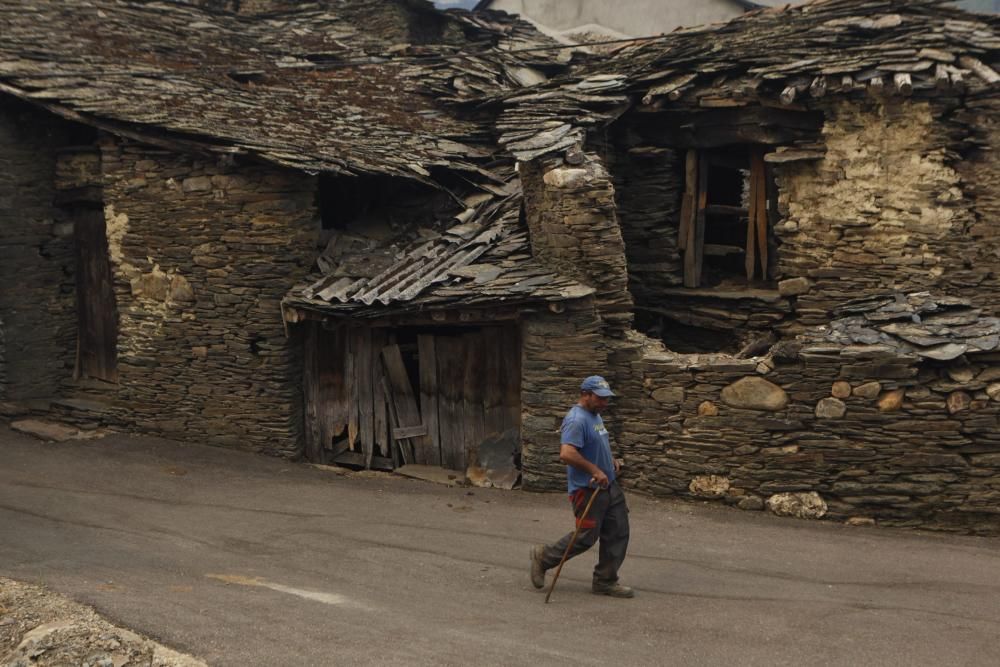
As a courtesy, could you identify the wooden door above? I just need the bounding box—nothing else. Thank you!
[430,326,521,474]
[74,209,118,382]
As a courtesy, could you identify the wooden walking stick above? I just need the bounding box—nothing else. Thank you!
[545,486,602,604]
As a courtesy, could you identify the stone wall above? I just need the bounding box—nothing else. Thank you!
[520,156,633,337]
[955,94,1000,298]
[774,98,997,329]
[99,140,318,456]
[519,297,612,490]
[0,100,77,399]
[600,144,684,307]
[594,98,1000,339]
[612,337,1000,534]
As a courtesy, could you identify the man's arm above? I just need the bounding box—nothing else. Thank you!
[560,444,609,488]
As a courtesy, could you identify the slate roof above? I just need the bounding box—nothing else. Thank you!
[798,292,1000,361]
[492,0,1000,161]
[0,0,560,180]
[1,0,599,313]
[282,173,594,318]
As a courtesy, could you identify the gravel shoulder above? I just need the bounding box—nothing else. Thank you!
[1,577,205,667]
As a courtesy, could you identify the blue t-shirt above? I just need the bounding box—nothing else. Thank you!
[561,405,616,493]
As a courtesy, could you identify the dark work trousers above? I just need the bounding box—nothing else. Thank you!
[540,480,630,586]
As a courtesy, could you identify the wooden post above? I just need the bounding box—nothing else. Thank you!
[683,150,705,288]
[678,149,697,252]
[692,156,708,287]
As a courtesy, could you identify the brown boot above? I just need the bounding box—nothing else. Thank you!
[530,545,547,589]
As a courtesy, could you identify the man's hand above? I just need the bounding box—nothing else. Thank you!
[591,469,609,488]
[614,458,624,474]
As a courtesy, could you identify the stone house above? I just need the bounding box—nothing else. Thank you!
[0,0,586,477]
[3,0,1000,533]
[494,0,1000,532]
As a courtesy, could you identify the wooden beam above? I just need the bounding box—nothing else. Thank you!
[355,329,374,469]
[381,375,409,465]
[463,332,486,476]
[893,72,912,96]
[302,322,323,463]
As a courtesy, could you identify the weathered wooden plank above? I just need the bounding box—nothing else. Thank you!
[346,329,358,451]
[393,425,429,439]
[354,329,374,469]
[372,328,389,458]
[303,323,350,463]
[418,334,442,466]
[323,325,349,451]
[752,149,768,279]
[302,322,323,463]
[501,326,522,435]
[482,328,506,440]
[436,335,466,471]
[678,149,697,252]
[463,332,486,474]
[381,343,432,464]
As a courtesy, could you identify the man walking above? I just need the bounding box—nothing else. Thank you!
[530,375,634,598]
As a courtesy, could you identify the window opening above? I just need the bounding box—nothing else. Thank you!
[679,146,773,288]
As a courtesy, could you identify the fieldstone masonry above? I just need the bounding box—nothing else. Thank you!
[776,99,1000,329]
[518,96,1000,534]
[520,156,633,337]
[519,297,609,490]
[98,141,318,455]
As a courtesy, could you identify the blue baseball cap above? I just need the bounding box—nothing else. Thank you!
[581,375,615,397]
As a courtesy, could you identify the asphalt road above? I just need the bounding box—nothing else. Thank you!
[2,424,999,666]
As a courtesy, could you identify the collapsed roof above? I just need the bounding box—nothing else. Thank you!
[0,0,596,313]
[493,0,1000,161]
[799,292,1000,361]
[282,172,593,319]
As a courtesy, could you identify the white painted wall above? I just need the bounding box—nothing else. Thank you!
[479,0,996,38]
[484,0,751,37]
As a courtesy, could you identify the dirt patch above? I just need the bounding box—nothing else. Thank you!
[0,577,205,666]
